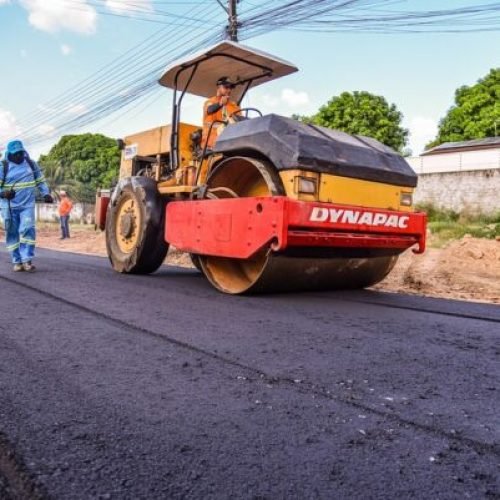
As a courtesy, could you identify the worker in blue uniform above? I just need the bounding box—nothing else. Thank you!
[0,140,53,272]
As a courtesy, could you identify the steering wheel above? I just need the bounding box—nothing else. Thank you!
[229,108,263,121]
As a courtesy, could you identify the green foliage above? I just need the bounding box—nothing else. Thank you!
[428,221,500,246]
[39,133,120,202]
[40,159,77,193]
[291,113,313,124]
[415,202,460,223]
[416,203,500,246]
[297,91,408,152]
[416,203,500,224]
[427,68,500,149]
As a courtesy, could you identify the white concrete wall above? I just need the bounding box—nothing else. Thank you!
[414,169,500,215]
[408,146,500,215]
[35,203,95,224]
[408,147,500,174]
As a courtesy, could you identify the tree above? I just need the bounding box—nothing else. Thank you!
[297,91,409,152]
[427,68,500,149]
[40,159,77,196]
[39,133,120,201]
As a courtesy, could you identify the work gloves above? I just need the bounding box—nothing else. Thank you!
[0,191,53,202]
[0,190,15,200]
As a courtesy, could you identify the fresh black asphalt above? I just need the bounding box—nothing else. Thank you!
[0,248,499,499]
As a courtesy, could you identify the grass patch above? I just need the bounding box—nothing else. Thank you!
[428,221,500,247]
[416,203,500,247]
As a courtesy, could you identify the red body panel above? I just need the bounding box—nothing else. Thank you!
[165,197,427,258]
[95,190,111,231]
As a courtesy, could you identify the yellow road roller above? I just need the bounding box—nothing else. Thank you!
[97,41,426,294]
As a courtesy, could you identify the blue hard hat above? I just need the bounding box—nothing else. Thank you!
[6,140,25,155]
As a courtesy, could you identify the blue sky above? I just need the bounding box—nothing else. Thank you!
[0,0,498,158]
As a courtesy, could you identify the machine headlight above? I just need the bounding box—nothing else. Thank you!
[400,192,413,207]
[296,176,317,194]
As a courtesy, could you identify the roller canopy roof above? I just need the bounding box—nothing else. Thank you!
[158,41,298,101]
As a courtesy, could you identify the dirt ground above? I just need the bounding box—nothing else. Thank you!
[373,236,500,304]
[3,226,499,304]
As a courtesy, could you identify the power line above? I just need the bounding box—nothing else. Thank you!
[238,0,500,37]
[63,0,217,26]
[19,0,500,148]
[17,1,218,127]
[23,29,222,145]
[19,3,224,145]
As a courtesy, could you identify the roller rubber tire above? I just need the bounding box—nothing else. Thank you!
[106,176,168,274]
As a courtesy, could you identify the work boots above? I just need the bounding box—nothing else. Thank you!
[12,262,36,272]
[22,262,36,272]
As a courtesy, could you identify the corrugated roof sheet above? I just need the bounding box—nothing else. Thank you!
[423,136,500,155]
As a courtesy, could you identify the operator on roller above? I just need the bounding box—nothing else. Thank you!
[202,76,241,150]
[0,140,53,272]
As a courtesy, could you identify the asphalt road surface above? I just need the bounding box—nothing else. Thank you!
[0,248,499,500]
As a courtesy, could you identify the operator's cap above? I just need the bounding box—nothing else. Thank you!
[6,140,25,155]
[216,76,235,88]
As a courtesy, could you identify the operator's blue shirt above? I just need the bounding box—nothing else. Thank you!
[0,158,50,210]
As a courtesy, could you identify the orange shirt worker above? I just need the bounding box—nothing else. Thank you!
[58,190,73,239]
[202,76,240,149]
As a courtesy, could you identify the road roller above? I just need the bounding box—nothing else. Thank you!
[97,41,426,294]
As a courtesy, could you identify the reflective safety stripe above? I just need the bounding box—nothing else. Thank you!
[35,176,46,184]
[20,238,36,245]
[2,181,37,189]
[6,242,20,251]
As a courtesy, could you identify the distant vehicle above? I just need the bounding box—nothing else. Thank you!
[96,41,426,294]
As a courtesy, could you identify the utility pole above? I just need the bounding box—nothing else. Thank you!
[227,0,238,41]
[215,0,239,41]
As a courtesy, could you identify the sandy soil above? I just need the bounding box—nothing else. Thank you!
[374,236,500,304]
[3,227,499,304]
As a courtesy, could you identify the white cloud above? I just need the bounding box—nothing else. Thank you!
[408,116,438,155]
[105,0,153,15]
[67,103,88,115]
[38,124,56,136]
[0,108,21,152]
[257,89,310,113]
[260,94,280,108]
[0,0,11,5]
[250,89,312,116]
[281,88,310,108]
[60,43,72,56]
[20,0,97,34]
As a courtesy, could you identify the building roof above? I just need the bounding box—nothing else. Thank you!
[422,136,500,156]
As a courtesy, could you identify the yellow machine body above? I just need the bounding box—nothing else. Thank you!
[119,123,199,180]
[279,170,414,211]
